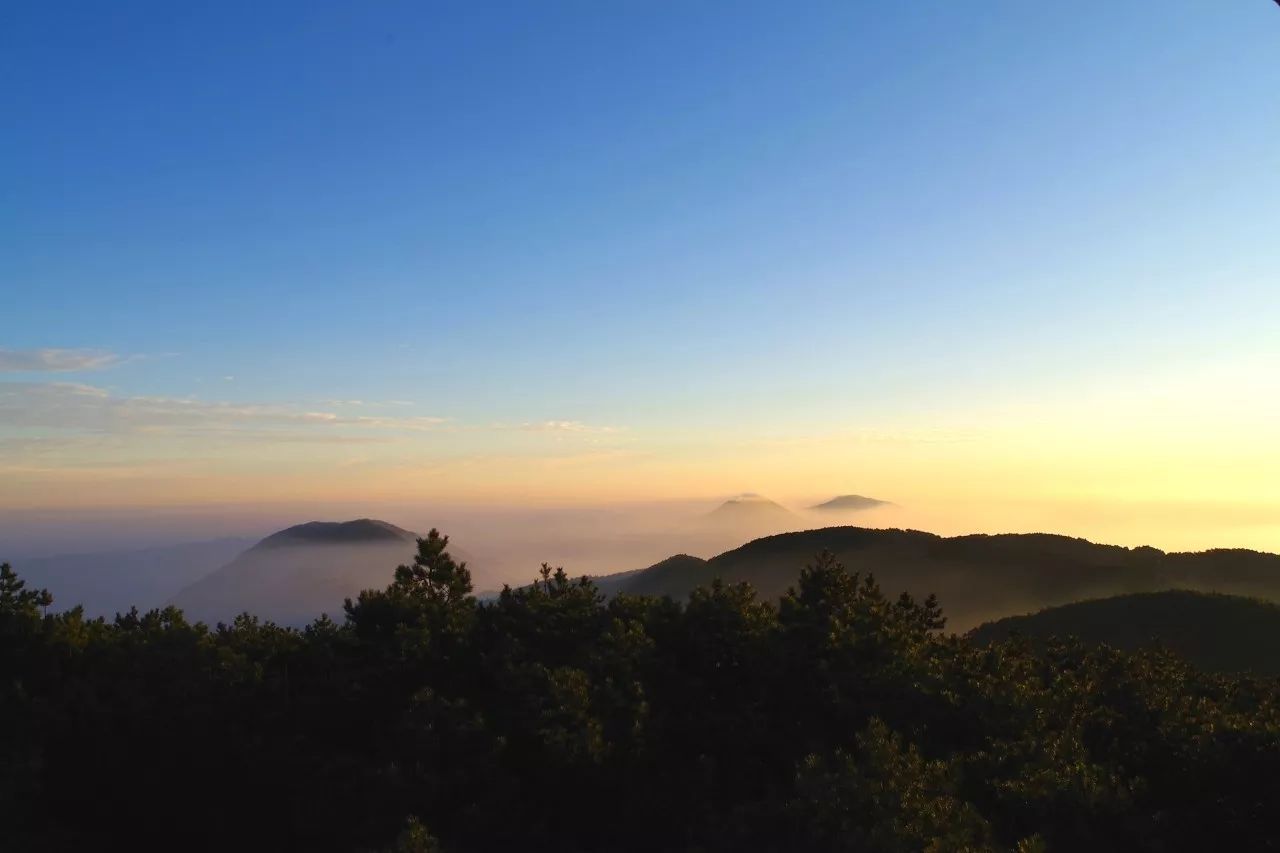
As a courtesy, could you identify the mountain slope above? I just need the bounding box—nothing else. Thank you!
[968,591,1280,674]
[596,526,1280,632]
[169,520,431,625]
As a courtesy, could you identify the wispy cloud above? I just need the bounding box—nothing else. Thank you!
[346,415,448,431]
[0,348,122,373]
[0,382,446,437]
[0,382,630,450]
[509,420,620,434]
[318,399,418,408]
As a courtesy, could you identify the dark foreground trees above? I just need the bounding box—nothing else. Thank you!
[1,535,1278,851]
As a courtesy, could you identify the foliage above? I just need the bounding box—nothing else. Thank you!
[1,542,1278,851]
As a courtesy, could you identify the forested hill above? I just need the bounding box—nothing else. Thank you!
[250,519,417,549]
[2,532,1279,851]
[594,527,1280,631]
[168,519,426,625]
[969,590,1280,675]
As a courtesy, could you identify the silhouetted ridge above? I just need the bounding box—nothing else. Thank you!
[645,552,706,571]
[599,526,1280,632]
[626,553,706,586]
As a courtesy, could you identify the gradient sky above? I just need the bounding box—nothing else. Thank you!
[2,2,1278,548]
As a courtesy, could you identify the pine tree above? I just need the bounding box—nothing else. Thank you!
[0,563,52,617]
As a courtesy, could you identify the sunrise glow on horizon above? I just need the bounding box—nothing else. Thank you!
[3,2,1278,554]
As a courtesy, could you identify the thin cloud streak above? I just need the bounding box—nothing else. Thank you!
[0,348,123,373]
[0,383,620,443]
[506,420,621,434]
[0,382,447,436]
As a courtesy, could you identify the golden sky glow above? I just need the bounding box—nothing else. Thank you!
[4,353,1276,553]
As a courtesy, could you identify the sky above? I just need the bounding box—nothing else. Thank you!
[2,1,1279,552]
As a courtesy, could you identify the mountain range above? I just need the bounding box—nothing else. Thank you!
[593,526,1280,632]
[14,514,1280,668]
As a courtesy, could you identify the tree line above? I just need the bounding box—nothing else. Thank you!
[2,530,1278,851]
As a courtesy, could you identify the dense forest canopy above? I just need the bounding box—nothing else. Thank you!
[3,531,1279,851]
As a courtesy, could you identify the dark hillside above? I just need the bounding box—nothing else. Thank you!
[968,590,1280,675]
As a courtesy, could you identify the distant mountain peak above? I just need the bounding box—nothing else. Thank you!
[252,519,417,551]
[810,494,891,511]
[707,494,797,518]
[170,519,429,625]
[720,492,777,505]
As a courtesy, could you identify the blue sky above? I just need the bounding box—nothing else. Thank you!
[2,2,1279,526]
